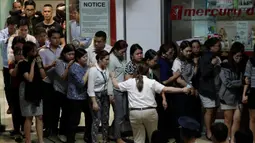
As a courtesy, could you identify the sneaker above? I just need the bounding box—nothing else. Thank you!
[58,135,67,142]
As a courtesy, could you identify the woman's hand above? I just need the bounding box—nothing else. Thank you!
[245,77,250,85]
[92,102,100,111]
[162,99,168,110]
[190,88,198,96]
[67,60,75,69]
[35,56,43,69]
[109,95,115,104]
[32,59,36,67]
[182,87,190,94]
[109,72,116,79]
[193,57,199,65]
[242,94,248,104]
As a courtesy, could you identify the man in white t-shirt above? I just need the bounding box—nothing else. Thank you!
[7,19,36,63]
[86,31,112,66]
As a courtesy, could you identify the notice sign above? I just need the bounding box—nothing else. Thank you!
[79,0,110,43]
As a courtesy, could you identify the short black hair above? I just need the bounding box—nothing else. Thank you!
[75,48,87,62]
[204,37,221,50]
[47,29,60,38]
[17,18,29,28]
[211,123,228,142]
[34,27,46,36]
[13,1,22,8]
[24,0,36,9]
[44,4,53,8]
[22,41,37,57]
[56,3,65,8]
[6,17,16,26]
[95,31,107,41]
[235,129,253,143]
[11,36,26,51]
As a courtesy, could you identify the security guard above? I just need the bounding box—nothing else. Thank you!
[178,116,200,143]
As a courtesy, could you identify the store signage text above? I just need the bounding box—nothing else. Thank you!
[170,5,254,20]
[83,2,106,7]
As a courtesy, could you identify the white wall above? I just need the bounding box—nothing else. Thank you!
[116,0,162,61]
[115,0,124,40]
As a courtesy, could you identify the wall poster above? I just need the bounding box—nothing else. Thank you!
[79,0,111,44]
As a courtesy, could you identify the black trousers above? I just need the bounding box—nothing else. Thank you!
[10,87,25,132]
[42,82,56,132]
[156,94,175,142]
[171,93,201,143]
[66,98,92,143]
[3,67,11,107]
[54,91,69,135]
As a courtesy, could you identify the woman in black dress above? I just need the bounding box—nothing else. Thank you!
[18,41,46,143]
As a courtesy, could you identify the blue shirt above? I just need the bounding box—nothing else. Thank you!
[67,62,88,100]
[158,57,173,82]
[0,28,9,68]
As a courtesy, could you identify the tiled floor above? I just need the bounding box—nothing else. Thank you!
[0,70,211,143]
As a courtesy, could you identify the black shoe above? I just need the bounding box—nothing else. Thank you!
[10,131,22,137]
[43,128,52,137]
[0,125,6,133]
[83,136,92,143]
[14,134,23,143]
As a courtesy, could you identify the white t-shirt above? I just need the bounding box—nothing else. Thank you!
[172,58,182,73]
[86,44,112,66]
[118,76,165,108]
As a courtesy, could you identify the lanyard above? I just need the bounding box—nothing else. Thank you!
[99,70,107,84]
[97,69,107,91]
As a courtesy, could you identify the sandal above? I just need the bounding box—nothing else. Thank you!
[205,134,212,141]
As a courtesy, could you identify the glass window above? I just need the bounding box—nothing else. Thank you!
[171,0,255,51]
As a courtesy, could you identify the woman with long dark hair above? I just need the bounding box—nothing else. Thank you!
[88,50,110,143]
[108,40,128,143]
[124,44,143,80]
[219,42,244,143]
[243,44,255,143]
[18,41,46,143]
[171,41,200,143]
[53,44,75,142]
[110,63,190,143]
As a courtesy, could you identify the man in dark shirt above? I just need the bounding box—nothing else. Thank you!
[23,0,44,35]
[36,4,66,47]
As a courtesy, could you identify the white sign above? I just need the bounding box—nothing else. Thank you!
[236,21,249,45]
[79,0,110,43]
[238,0,253,9]
[216,0,234,9]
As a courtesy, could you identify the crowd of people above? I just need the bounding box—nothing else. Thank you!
[1,0,255,143]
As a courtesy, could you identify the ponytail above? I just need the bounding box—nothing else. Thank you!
[133,63,149,92]
[136,74,144,92]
